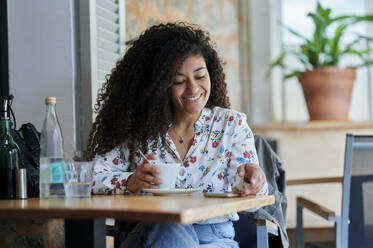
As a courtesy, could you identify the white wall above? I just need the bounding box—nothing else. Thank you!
[8,0,78,160]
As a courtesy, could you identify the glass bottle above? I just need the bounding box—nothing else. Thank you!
[0,99,20,199]
[39,97,65,198]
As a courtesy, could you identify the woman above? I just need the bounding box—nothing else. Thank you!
[86,22,267,248]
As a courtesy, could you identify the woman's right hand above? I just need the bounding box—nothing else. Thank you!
[126,154,162,193]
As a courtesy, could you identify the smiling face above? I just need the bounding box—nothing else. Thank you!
[170,54,211,121]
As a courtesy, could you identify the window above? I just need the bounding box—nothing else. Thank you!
[277,0,372,122]
[94,0,126,101]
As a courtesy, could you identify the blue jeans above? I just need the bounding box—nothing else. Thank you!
[120,221,239,248]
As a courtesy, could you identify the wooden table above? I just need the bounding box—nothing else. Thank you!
[0,194,274,248]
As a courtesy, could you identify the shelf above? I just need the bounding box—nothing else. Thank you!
[252,121,373,132]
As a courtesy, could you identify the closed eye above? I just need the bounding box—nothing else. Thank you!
[196,75,205,80]
[173,80,185,85]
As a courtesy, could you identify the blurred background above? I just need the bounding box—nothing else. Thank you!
[2,0,373,247]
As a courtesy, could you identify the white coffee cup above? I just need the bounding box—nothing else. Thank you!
[152,162,186,189]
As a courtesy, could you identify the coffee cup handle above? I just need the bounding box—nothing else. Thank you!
[178,167,186,181]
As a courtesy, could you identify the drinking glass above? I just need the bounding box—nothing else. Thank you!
[64,161,94,198]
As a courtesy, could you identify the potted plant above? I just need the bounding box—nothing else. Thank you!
[270,2,373,121]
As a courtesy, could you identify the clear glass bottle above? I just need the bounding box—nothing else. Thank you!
[39,97,65,198]
[0,99,20,199]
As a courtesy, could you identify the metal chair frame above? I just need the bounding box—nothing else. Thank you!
[256,219,279,248]
[296,134,373,248]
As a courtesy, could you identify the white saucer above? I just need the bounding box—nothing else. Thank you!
[143,188,200,196]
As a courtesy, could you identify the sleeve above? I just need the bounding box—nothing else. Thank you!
[226,113,268,197]
[92,146,136,194]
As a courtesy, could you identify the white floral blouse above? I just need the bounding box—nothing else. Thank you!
[92,107,268,223]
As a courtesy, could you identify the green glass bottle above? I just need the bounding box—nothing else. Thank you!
[0,99,20,199]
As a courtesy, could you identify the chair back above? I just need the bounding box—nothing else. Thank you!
[341,134,373,248]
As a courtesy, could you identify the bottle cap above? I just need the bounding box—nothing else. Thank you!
[45,97,56,104]
[15,168,27,199]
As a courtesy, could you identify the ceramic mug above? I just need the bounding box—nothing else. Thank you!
[152,162,186,189]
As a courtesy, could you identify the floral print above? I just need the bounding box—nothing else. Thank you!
[92,107,268,222]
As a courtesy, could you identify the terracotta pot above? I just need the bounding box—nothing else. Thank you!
[298,67,356,121]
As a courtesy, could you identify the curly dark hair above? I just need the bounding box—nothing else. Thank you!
[85,22,230,161]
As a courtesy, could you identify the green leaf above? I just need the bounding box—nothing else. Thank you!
[301,43,319,67]
[355,33,373,42]
[331,15,355,22]
[349,15,373,24]
[327,23,347,65]
[354,60,373,68]
[345,48,373,58]
[279,22,309,42]
[292,51,312,69]
[267,51,289,77]
[284,71,302,80]
[329,24,346,53]
[316,2,331,21]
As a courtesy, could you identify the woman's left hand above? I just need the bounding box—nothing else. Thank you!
[237,163,266,196]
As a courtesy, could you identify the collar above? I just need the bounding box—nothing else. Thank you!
[194,107,212,132]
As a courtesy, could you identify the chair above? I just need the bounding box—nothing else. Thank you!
[233,213,280,248]
[106,135,288,248]
[296,134,373,248]
[233,135,288,248]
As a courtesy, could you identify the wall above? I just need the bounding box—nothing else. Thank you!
[4,0,77,245]
[8,0,77,160]
[125,0,243,112]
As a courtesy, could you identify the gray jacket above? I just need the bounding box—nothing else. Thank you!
[245,136,289,248]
